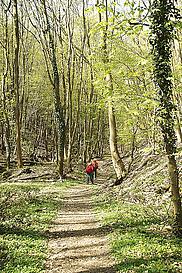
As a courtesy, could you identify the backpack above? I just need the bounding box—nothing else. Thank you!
[86,164,94,174]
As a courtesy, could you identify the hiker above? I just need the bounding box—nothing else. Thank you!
[92,159,98,180]
[85,161,94,184]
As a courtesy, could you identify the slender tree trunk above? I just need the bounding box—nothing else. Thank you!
[99,0,126,179]
[1,8,11,170]
[58,28,67,118]
[42,0,65,177]
[13,0,23,168]
[66,0,74,170]
[108,99,126,179]
[83,93,87,163]
[2,78,11,170]
[1,124,6,155]
[106,73,126,179]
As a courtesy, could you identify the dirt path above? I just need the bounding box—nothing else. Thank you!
[46,184,116,273]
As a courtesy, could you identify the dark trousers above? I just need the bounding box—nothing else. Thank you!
[86,173,94,183]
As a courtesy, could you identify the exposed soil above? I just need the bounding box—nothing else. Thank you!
[45,184,116,273]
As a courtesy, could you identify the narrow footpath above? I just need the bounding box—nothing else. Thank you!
[46,184,116,273]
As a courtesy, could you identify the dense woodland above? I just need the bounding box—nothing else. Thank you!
[0,0,182,237]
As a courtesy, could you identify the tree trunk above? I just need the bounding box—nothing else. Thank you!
[13,0,23,168]
[42,0,65,177]
[99,0,126,179]
[1,124,6,155]
[1,9,11,170]
[108,99,126,179]
[66,1,74,170]
[150,0,182,234]
[2,78,11,170]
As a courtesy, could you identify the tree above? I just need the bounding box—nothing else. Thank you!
[97,0,126,181]
[13,0,23,168]
[42,0,65,177]
[1,2,11,169]
[150,0,182,235]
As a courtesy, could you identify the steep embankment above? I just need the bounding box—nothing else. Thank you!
[102,149,182,217]
[95,150,182,273]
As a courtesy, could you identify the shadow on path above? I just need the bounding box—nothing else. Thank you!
[46,225,111,239]
[78,265,116,273]
[46,184,116,273]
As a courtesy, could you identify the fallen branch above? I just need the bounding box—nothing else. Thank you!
[17,173,52,180]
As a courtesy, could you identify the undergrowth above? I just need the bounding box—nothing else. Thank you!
[0,180,78,273]
[96,191,182,273]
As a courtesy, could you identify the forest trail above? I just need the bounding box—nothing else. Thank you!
[45,183,116,273]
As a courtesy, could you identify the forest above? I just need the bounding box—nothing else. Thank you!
[0,0,182,272]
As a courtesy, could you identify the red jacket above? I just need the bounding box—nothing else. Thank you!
[86,164,94,174]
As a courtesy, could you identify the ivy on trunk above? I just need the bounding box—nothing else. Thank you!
[150,0,182,235]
